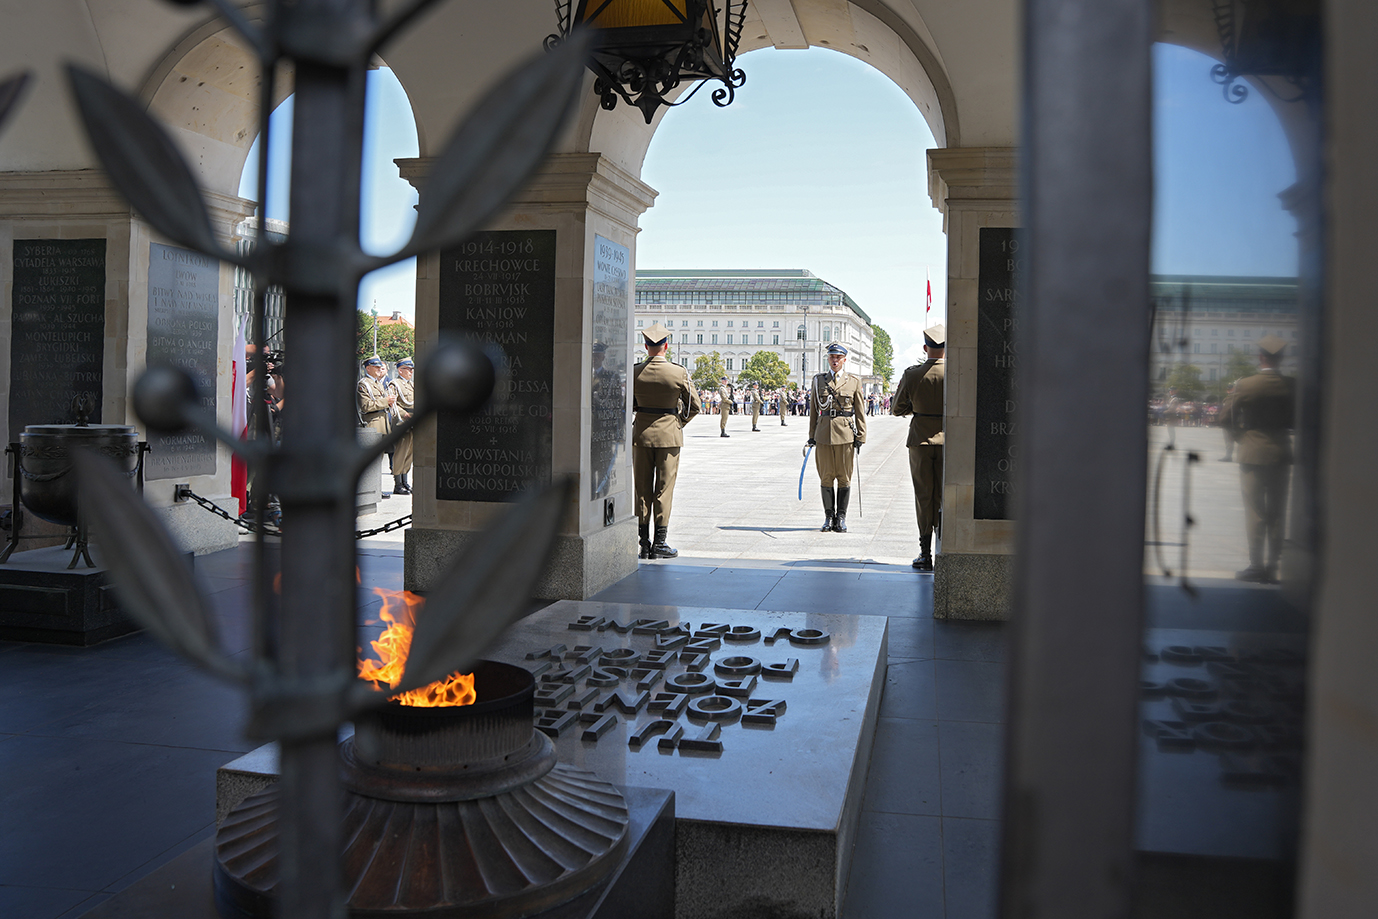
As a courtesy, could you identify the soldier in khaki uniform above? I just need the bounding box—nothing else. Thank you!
[1222,334,1295,583]
[718,376,733,437]
[892,324,946,570]
[750,383,764,431]
[633,323,702,559]
[388,357,416,495]
[358,355,394,435]
[807,342,867,532]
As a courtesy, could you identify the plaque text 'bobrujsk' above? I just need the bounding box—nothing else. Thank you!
[975,227,1021,520]
[437,231,556,501]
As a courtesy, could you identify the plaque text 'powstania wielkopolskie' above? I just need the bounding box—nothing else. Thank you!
[437,231,556,501]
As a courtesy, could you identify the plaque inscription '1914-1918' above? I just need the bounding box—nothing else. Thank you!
[436,230,556,502]
[8,239,107,442]
[146,243,220,480]
[590,235,629,500]
[974,227,1022,520]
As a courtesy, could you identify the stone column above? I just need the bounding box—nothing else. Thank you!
[0,169,250,556]
[399,153,657,600]
[925,147,1018,619]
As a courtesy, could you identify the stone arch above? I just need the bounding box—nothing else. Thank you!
[572,0,959,178]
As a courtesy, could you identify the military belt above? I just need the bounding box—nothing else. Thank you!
[826,410,854,417]
[635,407,678,415]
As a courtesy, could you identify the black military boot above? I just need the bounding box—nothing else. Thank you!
[651,526,678,559]
[638,521,652,559]
[820,487,836,532]
[913,533,933,571]
[393,475,409,495]
[833,486,850,532]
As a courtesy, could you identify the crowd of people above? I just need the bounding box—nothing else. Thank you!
[693,386,892,416]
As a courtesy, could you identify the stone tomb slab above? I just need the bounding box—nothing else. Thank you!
[0,545,151,645]
[481,600,888,919]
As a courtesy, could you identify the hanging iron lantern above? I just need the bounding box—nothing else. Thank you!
[546,0,748,124]
[1209,0,1320,104]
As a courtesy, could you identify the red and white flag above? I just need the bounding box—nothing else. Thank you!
[926,268,932,318]
[230,316,248,514]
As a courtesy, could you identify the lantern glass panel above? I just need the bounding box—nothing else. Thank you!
[576,0,690,29]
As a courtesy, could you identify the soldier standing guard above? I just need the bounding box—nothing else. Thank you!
[807,342,867,532]
[1222,334,1295,583]
[633,323,703,559]
[718,375,733,437]
[750,383,764,431]
[388,357,416,495]
[892,324,946,570]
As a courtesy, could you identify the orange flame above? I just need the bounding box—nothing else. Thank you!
[357,586,476,707]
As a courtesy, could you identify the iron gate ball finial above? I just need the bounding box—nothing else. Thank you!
[133,366,201,433]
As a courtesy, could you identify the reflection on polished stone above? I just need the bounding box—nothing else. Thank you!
[484,599,888,919]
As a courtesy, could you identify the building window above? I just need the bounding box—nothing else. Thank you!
[727,335,734,344]
[1193,343,1201,353]
[1210,368,1217,381]
[1212,328,1219,335]
[1228,329,1235,336]
[757,321,764,327]
[1211,343,1217,354]
[712,320,718,327]
[1243,329,1252,338]
[726,359,733,371]
[697,334,703,344]
[823,328,831,342]
[727,321,734,327]
[1228,343,1235,353]
[680,334,687,343]
[757,335,764,345]
[796,324,805,340]
[636,320,644,328]
[682,320,688,327]
[773,321,780,328]
[697,320,704,327]
[712,334,718,344]
[773,335,779,345]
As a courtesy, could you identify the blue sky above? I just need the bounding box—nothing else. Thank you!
[238,42,1299,366]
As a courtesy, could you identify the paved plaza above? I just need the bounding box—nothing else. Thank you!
[649,409,924,565]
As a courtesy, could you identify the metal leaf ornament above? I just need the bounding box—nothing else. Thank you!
[392,30,595,262]
[72,451,247,683]
[395,477,573,694]
[66,66,233,262]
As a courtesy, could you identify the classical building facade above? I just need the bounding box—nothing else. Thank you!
[633,269,876,389]
[1150,274,1298,389]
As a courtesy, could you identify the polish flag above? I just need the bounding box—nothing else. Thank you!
[926,268,932,318]
[230,317,248,514]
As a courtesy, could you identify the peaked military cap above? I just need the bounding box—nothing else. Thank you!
[1258,334,1287,356]
[923,323,947,348]
[363,355,385,367]
[826,342,849,355]
[395,357,414,368]
[641,322,670,345]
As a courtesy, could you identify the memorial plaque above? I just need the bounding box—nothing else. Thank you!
[436,230,556,501]
[8,239,106,442]
[145,243,220,479]
[974,227,1022,520]
[590,235,628,500]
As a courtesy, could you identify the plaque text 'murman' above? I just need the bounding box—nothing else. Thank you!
[437,230,556,501]
[974,227,1021,520]
[146,243,220,480]
[8,239,107,442]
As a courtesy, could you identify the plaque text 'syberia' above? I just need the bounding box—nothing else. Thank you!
[63,3,595,917]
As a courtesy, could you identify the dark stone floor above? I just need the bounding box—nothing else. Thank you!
[0,545,1006,919]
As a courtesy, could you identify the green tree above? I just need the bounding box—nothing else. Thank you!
[1224,351,1256,386]
[1166,363,1205,401]
[691,351,727,391]
[871,325,895,387]
[737,350,792,389]
[357,311,415,363]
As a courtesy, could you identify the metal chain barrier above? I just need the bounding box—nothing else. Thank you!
[174,487,410,540]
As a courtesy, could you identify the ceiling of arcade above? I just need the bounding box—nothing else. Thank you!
[0,0,1021,197]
